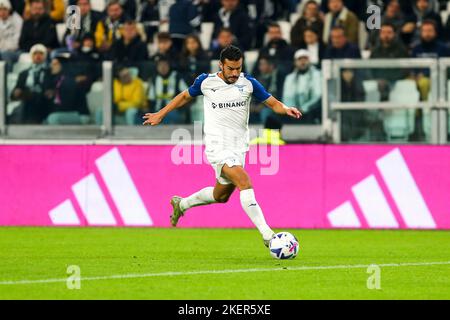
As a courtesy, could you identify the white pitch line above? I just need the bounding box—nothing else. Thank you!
[0,261,449,286]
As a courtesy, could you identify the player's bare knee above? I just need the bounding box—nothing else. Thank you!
[215,194,231,203]
[235,178,252,191]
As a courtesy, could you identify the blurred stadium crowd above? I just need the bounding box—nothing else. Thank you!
[1,0,450,139]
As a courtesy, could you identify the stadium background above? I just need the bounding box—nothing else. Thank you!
[0,0,450,300]
[1,0,450,228]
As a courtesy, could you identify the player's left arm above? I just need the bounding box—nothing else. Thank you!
[263,96,302,119]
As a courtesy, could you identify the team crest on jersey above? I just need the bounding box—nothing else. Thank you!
[234,84,246,92]
[234,84,251,100]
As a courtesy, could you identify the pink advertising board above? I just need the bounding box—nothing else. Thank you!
[0,144,449,229]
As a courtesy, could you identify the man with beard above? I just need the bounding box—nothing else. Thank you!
[411,20,449,139]
[19,0,58,52]
[94,0,128,54]
[254,22,294,77]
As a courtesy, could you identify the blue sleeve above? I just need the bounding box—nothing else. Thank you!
[188,73,208,97]
[246,74,272,102]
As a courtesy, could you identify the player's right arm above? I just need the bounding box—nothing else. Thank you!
[142,73,207,126]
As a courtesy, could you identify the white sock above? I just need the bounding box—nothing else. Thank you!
[240,189,274,240]
[179,187,217,212]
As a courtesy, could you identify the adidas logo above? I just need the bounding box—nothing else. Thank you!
[327,148,436,229]
[49,148,153,226]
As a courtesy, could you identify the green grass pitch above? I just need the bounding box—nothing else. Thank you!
[0,227,449,299]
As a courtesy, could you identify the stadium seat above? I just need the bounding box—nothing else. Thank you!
[56,23,66,45]
[86,81,104,118]
[440,11,449,25]
[6,73,18,98]
[90,0,106,12]
[210,60,220,73]
[362,80,380,102]
[18,53,32,63]
[385,80,419,141]
[244,50,259,73]
[361,50,371,59]
[289,13,300,25]
[12,53,32,74]
[200,22,214,50]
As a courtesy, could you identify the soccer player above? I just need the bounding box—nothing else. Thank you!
[143,45,302,246]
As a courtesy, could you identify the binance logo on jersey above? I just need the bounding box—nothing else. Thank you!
[212,101,246,109]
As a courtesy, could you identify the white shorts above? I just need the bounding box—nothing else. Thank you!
[205,149,247,185]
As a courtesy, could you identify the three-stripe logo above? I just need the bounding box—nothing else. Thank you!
[327,148,436,229]
[49,148,153,226]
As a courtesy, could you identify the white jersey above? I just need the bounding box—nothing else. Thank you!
[188,72,271,153]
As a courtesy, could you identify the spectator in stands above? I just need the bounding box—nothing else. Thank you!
[209,27,239,60]
[290,0,323,49]
[140,0,159,42]
[44,57,90,124]
[340,67,366,141]
[169,0,201,52]
[9,44,52,124]
[157,0,175,24]
[370,22,410,101]
[412,20,450,100]
[251,0,281,48]
[412,20,450,59]
[199,0,221,23]
[178,34,210,85]
[383,0,407,35]
[94,0,128,54]
[0,0,23,71]
[323,26,361,59]
[62,0,103,53]
[282,49,321,124]
[69,34,101,115]
[341,68,365,102]
[249,56,284,124]
[320,0,367,21]
[371,23,409,59]
[445,14,450,46]
[23,0,64,23]
[151,31,180,69]
[212,0,252,50]
[108,20,149,63]
[408,0,443,44]
[19,0,58,52]
[254,22,295,77]
[71,33,101,64]
[118,0,137,20]
[148,58,188,124]
[113,66,147,125]
[322,0,359,45]
[299,27,326,68]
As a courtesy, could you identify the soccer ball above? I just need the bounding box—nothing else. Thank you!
[269,232,299,260]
